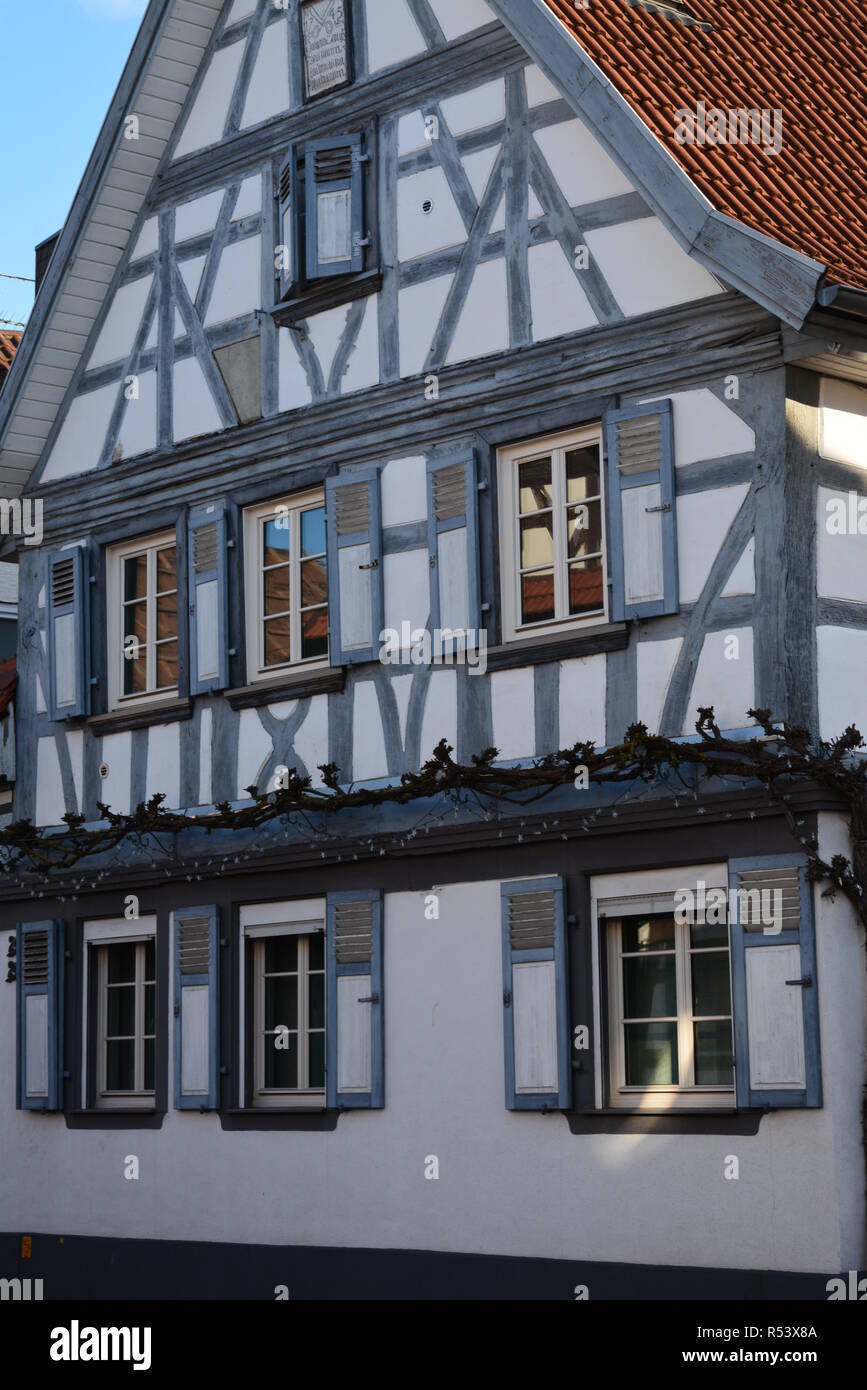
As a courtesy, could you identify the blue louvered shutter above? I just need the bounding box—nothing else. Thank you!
[277,146,297,300]
[326,891,383,1109]
[604,400,678,620]
[426,454,482,638]
[47,547,89,720]
[174,906,220,1111]
[325,468,383,665]
[305,133,366,279]
[188,502,230,694]
[17,921,63,1111]
[728,856,821,1109]
[501,878,570,1111]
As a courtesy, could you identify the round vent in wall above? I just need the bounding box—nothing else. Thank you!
[422,199,434,215]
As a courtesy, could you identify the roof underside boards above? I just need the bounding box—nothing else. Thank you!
[0,0,221,498]
[538,0,867,294]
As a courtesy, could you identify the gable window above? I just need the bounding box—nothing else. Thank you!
[596,869,735,1111]
[300,0,352,101]
[83,918,159,1111]
[497,426,607,643]
[107,531,178,708]
[243,491,328,682]
[240,900,327,1109]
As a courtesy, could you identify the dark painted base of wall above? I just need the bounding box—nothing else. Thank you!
[0,1232,843,1300]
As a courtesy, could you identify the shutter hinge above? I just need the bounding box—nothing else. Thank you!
[477,480,489,492]
[358,559,379,571]
[567,914,577,926]
[228,648,237,658]
[645,503,671,514]
[174,1004,180,1018]
[429,553,436,568]
[220,1065,229,1075]
[785,975,813,987]
[355,235,371,248]
[227,538,236,549]
[503,990,512,1008]
[481,601,491,613]
[89,575,97,585]
[89,677,99,686]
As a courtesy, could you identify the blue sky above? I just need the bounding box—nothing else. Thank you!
[0,0,148,330]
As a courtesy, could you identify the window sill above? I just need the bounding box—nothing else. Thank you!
[65,1108,165,1131]
[486,622,628,672]
[566,1109,762,1136]
[227,666,345,708]
[219,1107,339,1132]
[271,269,382,326]
[88,698,192,735]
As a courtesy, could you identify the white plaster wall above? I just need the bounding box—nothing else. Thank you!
[381,457,427,526]
[241,20,290,129]
[174,42,245,159]
[524,64,559,108]
[529,241,596,342]
[291,695,329,788]
[147,722,180,810]
[198,706,213,807]
[816,627,867,741]
[1,874,856,1273]
[685,628,754,734]
[398,110,429,157]
[398,274,454,378]
[642,388,755,466]
[427,0,492,40]
[129,217,158,262]
[441,79,505,136]
[117,369,157,461]
[461,146,499,205]
[558,655,606,748]
[636,637,682,734]
[87,276,153,371]
[43,386,114,481]
[398,168,467,261]
[175,191,223,243]
[721,540,755,598]
[353,681,388,781]
[35,736,64,828]
[366,0,426,71]
[817,487,867,602]
[227,0,256,22]
[339,296,380,395]
[445,258,508,364]
[99,732,132,816]
[203,236,261,326]
[419,668,457,764]
[236,707,275,796]
[819,377,867,470]
[586,218,720,316]
[676,485,750,605]
[233,174,262,221]
[278,328,313,412]
[173,358,223,443]
[534,119,633,206]
[491,667,534,759]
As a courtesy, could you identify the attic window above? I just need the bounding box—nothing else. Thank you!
[626,0,713,31]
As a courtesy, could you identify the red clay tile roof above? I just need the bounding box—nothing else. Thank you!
[0,331,22,381]
[0,658,16,720]
[541,0,867,291]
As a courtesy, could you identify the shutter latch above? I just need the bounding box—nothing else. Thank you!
[785,975,813,987]
[645,502,671,514]
[357,992,380,1004]
[358,559,379,571]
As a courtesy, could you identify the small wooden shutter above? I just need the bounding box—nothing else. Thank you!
[305,133,366,279]
[326,891,383,1109]
[501,878,570,1110]
[729,856,821,1109]
[173,906,220,1110]
[277,146,296,300]
[187,502,230,694]
[426,454,482,636]
[604,400,678,620]
[47,547,89,720]
[16,921,63,1111]
[325,468,383,665]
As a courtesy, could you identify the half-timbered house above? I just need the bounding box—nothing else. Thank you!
[1,0,866,1298]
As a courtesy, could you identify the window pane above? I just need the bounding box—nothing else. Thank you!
[157,592,177,641]
[264,566,290,615]
[156,547,176,592]
[266,936,297,974]
[309,972,325,1030]
[156,641,178,691]
[264,517,290,566]
[107,984,135,1037]
[145,983,155,1036]
[624,1022,678,1085]
[694,1020,733,1086]
[567,499,602,558]
[565,445,600,502]
[622,955,677,1019]
[520,513,554,568]
[123,599,147,643]
[124,648,148,696]
[106,1039,135,1091]
[264,616,291,667]
[309,1032,325,1088]
[265,975,298,1033]
[317,188,352,264]
[301,506,326,557]
[691,952,732,1017]
[519,457,552,511]
[301,607,328,661]
[690,917,729,949]
[124,554,147,602]
[108,942,136,984]
[145,939,155,980]
[301,556,327,609]
[309,933,324,971]
[265,1034,298,1089]
[520,569,554,625]
[568,557,604,615]
[621,915,675,953]
[144,1038,155,1091]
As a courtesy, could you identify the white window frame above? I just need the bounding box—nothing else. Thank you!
[497,424,608,644]
[239,899,327,1109]
[591,865,735,1112]
[83,917,157,1111]
[243,489,329,684]
[106,529,179,710]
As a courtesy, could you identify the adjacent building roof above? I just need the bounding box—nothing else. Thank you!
[0,657,17,721]
[0,331,22,386]
[540,0,867,292]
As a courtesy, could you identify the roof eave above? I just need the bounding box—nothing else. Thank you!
[490,0,826,330]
